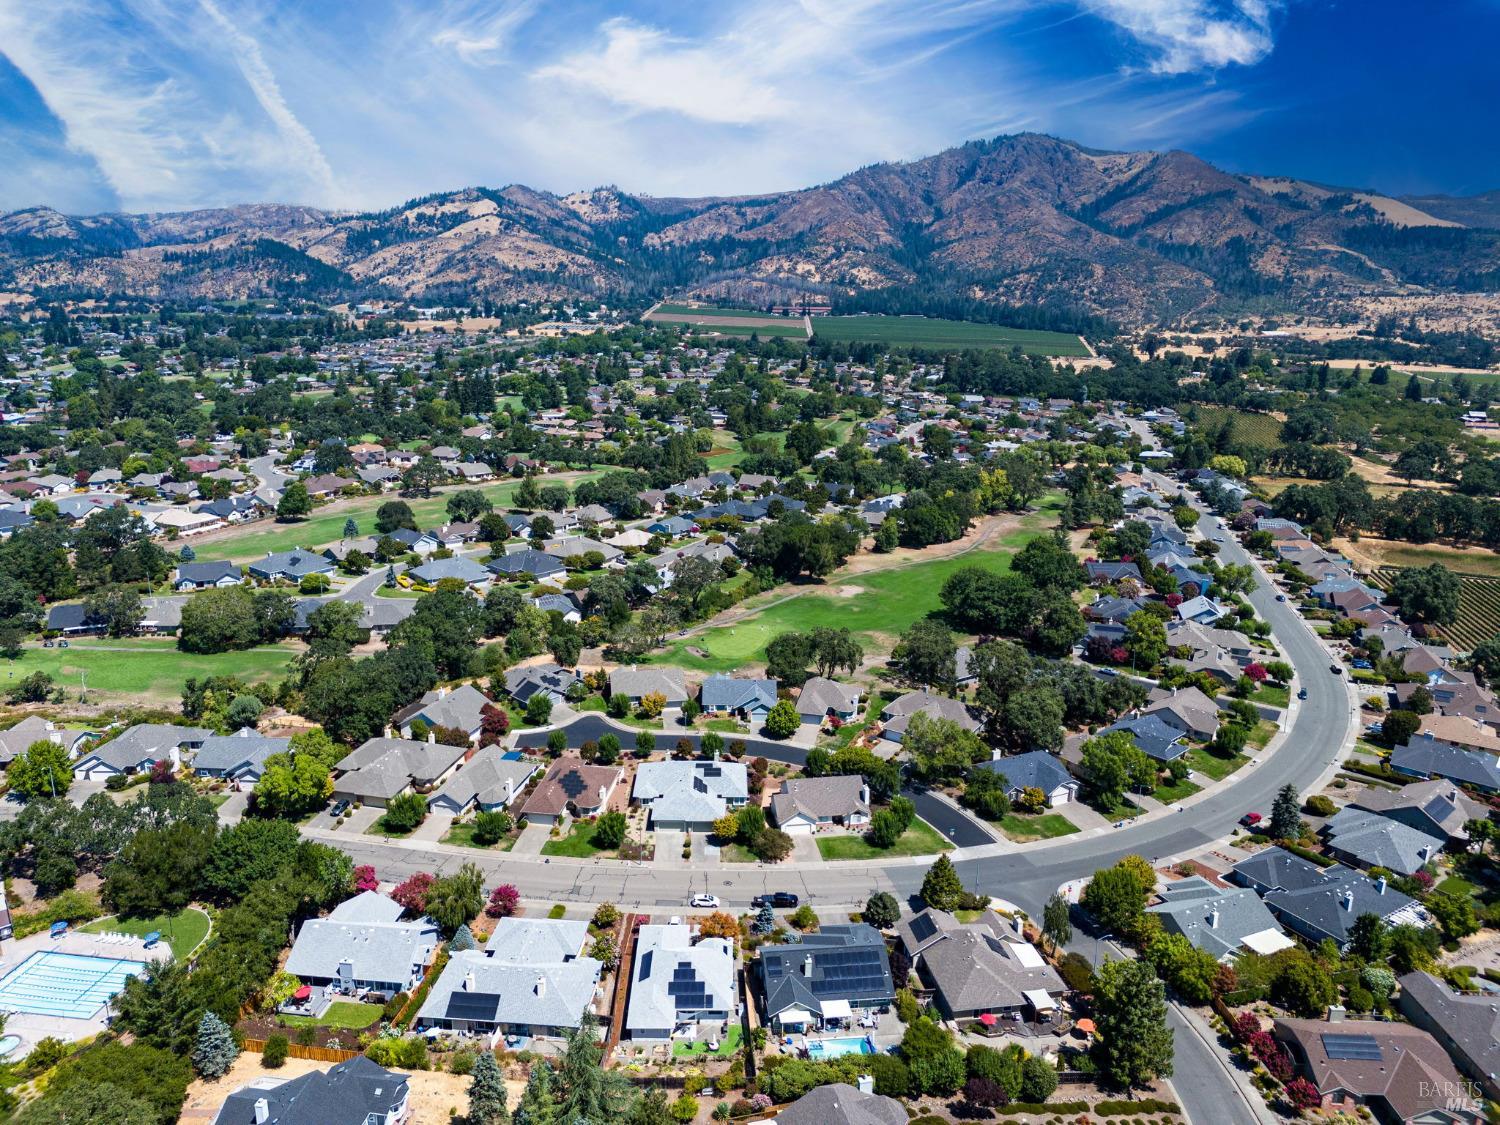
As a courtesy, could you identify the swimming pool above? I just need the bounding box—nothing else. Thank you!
[0,951,145,1019]
[806,1035,875,1059]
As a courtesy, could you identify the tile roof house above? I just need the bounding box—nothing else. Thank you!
[975,751,1079,806]
[758,925,894,1032]
[1320,809,1444,875]
[520,757,622,826]
[626,922,737,1040]
[1147,876,1292,961]
[879,691,980,743]
[632,759,749,831]
[1273,1017,1484,1124]
[898,908,1065,1022]
[1143,686,1221,741]
[796,677,862,723]
[1390,733,1500,792]
[73,723,212,779]
[773,1084,907,1125]
[284,891,439,998]
[698,674,778,721]
[1397,970,1500,1102]
[503,662,580,706]
[1102,712,1189,762]
[191,728,291,781]
[392,684,493,743]
[610,666,688,707]
[0,716,90,768]
[770,776,871,835]
[331,736,468,807]
[415,918,601,1038]
[173,560,242,590]
[428,750,540,815]
[210,1056,410,1125]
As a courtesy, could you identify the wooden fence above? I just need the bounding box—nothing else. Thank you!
[242,1038,361,1063]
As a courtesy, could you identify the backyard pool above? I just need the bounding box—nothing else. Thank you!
[806,1035,875,1059]
[0,951,145,1020]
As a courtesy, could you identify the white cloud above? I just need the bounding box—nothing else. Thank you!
[1086,0,1279,74]
[429,0,537,61]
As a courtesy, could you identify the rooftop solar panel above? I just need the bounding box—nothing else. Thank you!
[1320,1033,1382,1061]
[446,991,502,1022]
[559,769,587,798]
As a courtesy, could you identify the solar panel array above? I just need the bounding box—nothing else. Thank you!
[909,914,938,942]
[1321,1033,1382,1061]
[667,961,712,1012]
[808,949,889,996]
[559,769,588,798]
[446,990,502,1022]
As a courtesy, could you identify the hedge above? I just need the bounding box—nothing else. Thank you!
[1340,761,1412,786]
[396,947,449,1031]
[1277,841,1339,868]
[996,1102,1088,1116]
[995,1102,1179,1119]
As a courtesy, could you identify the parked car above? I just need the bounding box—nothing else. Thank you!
[1275,593,1287,602]
[1352,659,1372,670]
[1329,664,1343,675]
[1297,688,1308,700]
[751,893,799,908]
[1239,812,1263,828]
[58,640,69,648]
[689,894,721,909]
[330,799,351,818]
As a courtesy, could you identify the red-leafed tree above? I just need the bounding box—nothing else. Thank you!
[479,704,510,747]
[486,883,520,918]
[1245,662,1268,683]
[354,865,379,892]
[392,872,435,913]
[1285,1077,1322,1112]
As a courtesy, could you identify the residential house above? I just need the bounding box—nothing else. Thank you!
[1320,809,1444,875]
[487,549,566,582]
[1084,595,1147,624]
[879,691,980,743]
[0,716,89,767]
[1390,733,1500,793]
[626,922,737,1040]
[541,536,623,565]
[1263,868,1429,951]
[532,593,582,623]
[632,759,749,831]
[1085,560,1142,585]
[1147,876,1292,961]
[1228,846,1340,896]
[331,736,469,807]
[173,560,241,590]
[699,674,778,723]
[392,685,494,743]
[897,908,1065,1023]
[796,677,862,724]
[1273,1017,1483,1124]
[414,918,601,1038]
[773,1085,906,1125]
[519,757,622,826]
[191,729,291,782]
[758,925,895,1032]
[408,556,492,589]
[503,662,580,707]
[1102,712,1189,762]
[247,550,336,583]
[975,751,1079,806]
[427,749,540,815]
[1348,780,1489,846]
[45,603,106,635]
[610,666,688,708]
[1175,595,1230,624]
[770,776,871,835]
[210,1056,410,1125]
[72,723,211,779]
[285,891,439,999]
[1396,970,1500,1103]
[1144,687,1221,741]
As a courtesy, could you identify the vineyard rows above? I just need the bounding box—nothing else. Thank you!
[1372,566,1500,652]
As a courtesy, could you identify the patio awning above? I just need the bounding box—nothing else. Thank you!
[1240,928,1294,955]
[293,985,312,1000]
[819,999,853,1021]
[1023,989,1056,1012]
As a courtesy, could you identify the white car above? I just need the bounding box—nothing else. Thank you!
[689,894,721,909]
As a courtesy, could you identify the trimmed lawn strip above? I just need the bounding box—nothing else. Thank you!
[1252,684,1290,709]
[814,818,952,860]
[672,1026,743,1058]
[1152,778,1203,803]
[81,906,211,959]
[540,821,618,859]
[996,813,1079,842]
[280,1001,384,1030]
[1093,798,1146,822]
[1184,745,1248,782]
[441,822,518,851]
[11,639,294,702]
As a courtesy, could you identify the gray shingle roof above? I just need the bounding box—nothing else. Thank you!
[333,737,468,801]
[211,1056,408,1125]
[627,923,736,1033]
[699,674,777,714]
[610,666,687,704]
[285,912,439,986]
[977,751,1077,795]
[1148,877,1288,960]
[796,677,861,718]
[80,723,212,772]
[770,776,868,826]
[774,1085,907,1125]
[1322,809,1443,874]
[429,749,539,812]
[192,729,290,777]
[758,925,894,1021]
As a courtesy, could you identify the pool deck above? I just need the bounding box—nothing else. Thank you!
[0,929,158,1055]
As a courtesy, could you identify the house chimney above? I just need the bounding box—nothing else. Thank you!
[438,686,449,699]
[535,975,547,998]
[856,1075,875,1095]
[254,1098,270,1125]
[1341,889,1354,912]
[1208,908,1221,930]
[598,785,607,808]
[463,970,475,992]
[428,731,437,744]
[1327,1005,1346,1023]
[505,776,515,802]
[859,783,870,806]
[1376,876,1387,895]
[802,955,814,977]
[384,725,394,739]
[1418,845,1432,864]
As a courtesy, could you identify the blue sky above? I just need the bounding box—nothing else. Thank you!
[0,0,1496,215]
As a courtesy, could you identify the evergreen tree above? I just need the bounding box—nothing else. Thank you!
[344,517,359,539]
[451,923,478,951]
[627,1087,674,1125]
[515,1061,559,1125]
[191,1011,239,1078]
[179,544,196,561]
[559,1013,633,1121]
[1094,958,1173,1088]
[920,854,965,911]
[468,1052,510,1125]
[1270,783,1301,841]
[1042,893,1072,955]
[751,903,775,935]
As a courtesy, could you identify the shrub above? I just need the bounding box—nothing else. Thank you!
[263,1034,289,1068]
[671,1093,699,1122]
[486,884,520,918]
[789,904,819,931]
[1304,795,1337,817]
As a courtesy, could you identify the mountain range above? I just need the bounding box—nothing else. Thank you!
[3,134,1499,325]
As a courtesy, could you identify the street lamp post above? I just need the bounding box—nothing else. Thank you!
[1093,932,1114,969]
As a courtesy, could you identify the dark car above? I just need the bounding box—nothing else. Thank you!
[1329,664,1343,675]
[751,893,799,908]
[329,799,351,818]
[1297,688,1308,700]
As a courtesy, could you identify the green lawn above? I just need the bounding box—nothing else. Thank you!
[441,822,518,851]
[1152,777,1203,803]
[1184,745,1248,782]
[5,639,295,702]
[1436,875,1478,898]
[1247,719,1278,750]
[812,316,1088,356]
[717,842,759,863]
[280,1001,384,1030]
[996,813,1079,842]
[1253,684,1291,709]
[540,821,616,858]
[815,818,953,860]
[652,504,1058,673]
[704,718,748,734]
[82,907,211,959]
[672,1026,743,1058]
[1092,797,1146,821]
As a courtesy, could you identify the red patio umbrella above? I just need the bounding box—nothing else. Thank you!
[293,984,312,1001]
[978,1013,997,1026]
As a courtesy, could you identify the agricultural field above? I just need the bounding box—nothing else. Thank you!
[1194,406,1285,448]
[1340,536,1500,579]
[5,638,296,703]
[644,303,809,339]
[1371,566,1500,652]
[811,315,1089,356]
